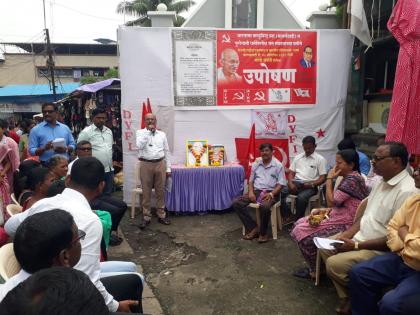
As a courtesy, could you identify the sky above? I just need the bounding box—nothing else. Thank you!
[0,0,328,44]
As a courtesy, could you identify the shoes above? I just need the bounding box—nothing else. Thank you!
[292,267,315,280]
[158,217,171,225]
[335,298,351,315]
[109,234,123,246]
[139,220,151,229]
[242,227,259,240]
[257,235,270,243]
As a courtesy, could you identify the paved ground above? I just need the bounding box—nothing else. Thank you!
[111,208,339,315]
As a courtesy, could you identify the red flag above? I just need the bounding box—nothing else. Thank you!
[146,98,152,114]
[245,124,256,179]
[141,102,147,129]
[235,138,289,169]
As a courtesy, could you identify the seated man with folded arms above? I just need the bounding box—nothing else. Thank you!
[282,136,327,223]
[5,157,141,313]
[349,165,420,315]
[321,142,419,314]
[232,143,286,243]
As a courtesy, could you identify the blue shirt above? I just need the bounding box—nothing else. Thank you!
[250,157,287,191]
[357,150,371,176]
[29,121,76,162]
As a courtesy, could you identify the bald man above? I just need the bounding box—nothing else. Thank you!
[218,48,242,83]
[135,114,171,228]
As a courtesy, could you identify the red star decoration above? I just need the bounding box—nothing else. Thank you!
[316,128,326,138]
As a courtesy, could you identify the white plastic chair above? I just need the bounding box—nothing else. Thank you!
[10,193,20,206]
[288,187,323,217]
[241,201,282,240]
[0,243,21,280]
[6,204,23,217]
[130,160,143,219]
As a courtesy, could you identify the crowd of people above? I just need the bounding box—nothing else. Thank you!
[0,101,418,315]
[0,104,144,314]
[234,134,419,315]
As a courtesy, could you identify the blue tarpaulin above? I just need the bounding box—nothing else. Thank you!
[0,83,80,104]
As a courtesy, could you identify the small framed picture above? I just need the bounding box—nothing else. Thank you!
[208,144,225,166]
[186,140,209,167]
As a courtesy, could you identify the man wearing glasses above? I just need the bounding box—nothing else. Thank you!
[67,140,92,175]
[349,166,420,315]
[67,141,127,247]
[321,142,419,314]
[28,103,75,165]
[0,209,85,302]
[5,158,138,312]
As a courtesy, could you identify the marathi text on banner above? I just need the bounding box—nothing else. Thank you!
[217,30,317,106]
[172,30,216,106]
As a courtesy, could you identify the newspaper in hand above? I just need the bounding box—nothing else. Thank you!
[52,138,66,149]
[313,237,344,250]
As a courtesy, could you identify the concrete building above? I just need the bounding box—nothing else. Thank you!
[0,43,118,86]
[183,0,303,29]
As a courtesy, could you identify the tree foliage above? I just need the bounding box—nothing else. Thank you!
[79,67,119,85]
[116,0,195,27]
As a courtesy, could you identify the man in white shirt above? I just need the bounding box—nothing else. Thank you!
[0,210,83,302]
[282,136,327,222]
[322,142,419,314]
[67,140,92,175]
[77,108,114,195]
[5,157,137,313]
[69,140,126,246]
[136,113,171,228]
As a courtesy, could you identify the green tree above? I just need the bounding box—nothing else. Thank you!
[80,67,119,85]
[116,0,195,27]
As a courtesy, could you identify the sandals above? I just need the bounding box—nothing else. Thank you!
[292,267,315,280]
[242,228,259,240]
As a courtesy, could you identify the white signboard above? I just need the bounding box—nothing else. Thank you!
[175,41,214,96]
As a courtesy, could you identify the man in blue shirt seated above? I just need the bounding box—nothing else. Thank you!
[29,103,75,164]
[338,138,371,176]
[232,143,286,243]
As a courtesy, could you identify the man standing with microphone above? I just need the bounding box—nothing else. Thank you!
[136,113,171,228]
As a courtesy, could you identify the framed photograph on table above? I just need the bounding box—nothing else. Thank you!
[186,140,209,167]
[209,144,225,166]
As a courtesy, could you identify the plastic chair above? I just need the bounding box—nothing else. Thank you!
[6,204,23,217]
[10,193,20,206]
[241,201,282,240]
[0,243,21,280]
[130,160,143,219]
[288,187,322,217]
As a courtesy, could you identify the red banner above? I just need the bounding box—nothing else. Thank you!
[217,30,317,106]
[235,138,289,171]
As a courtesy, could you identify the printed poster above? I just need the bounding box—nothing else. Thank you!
[252,109,288,138]
[172,30,216,106]
[217,30,317,106]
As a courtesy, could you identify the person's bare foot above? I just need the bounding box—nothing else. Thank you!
[242,227,259,240]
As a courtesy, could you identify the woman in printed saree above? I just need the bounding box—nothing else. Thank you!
[0,119,20,222]
[291,149,369,279]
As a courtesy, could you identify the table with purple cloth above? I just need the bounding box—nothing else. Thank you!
[165,163,245,212]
